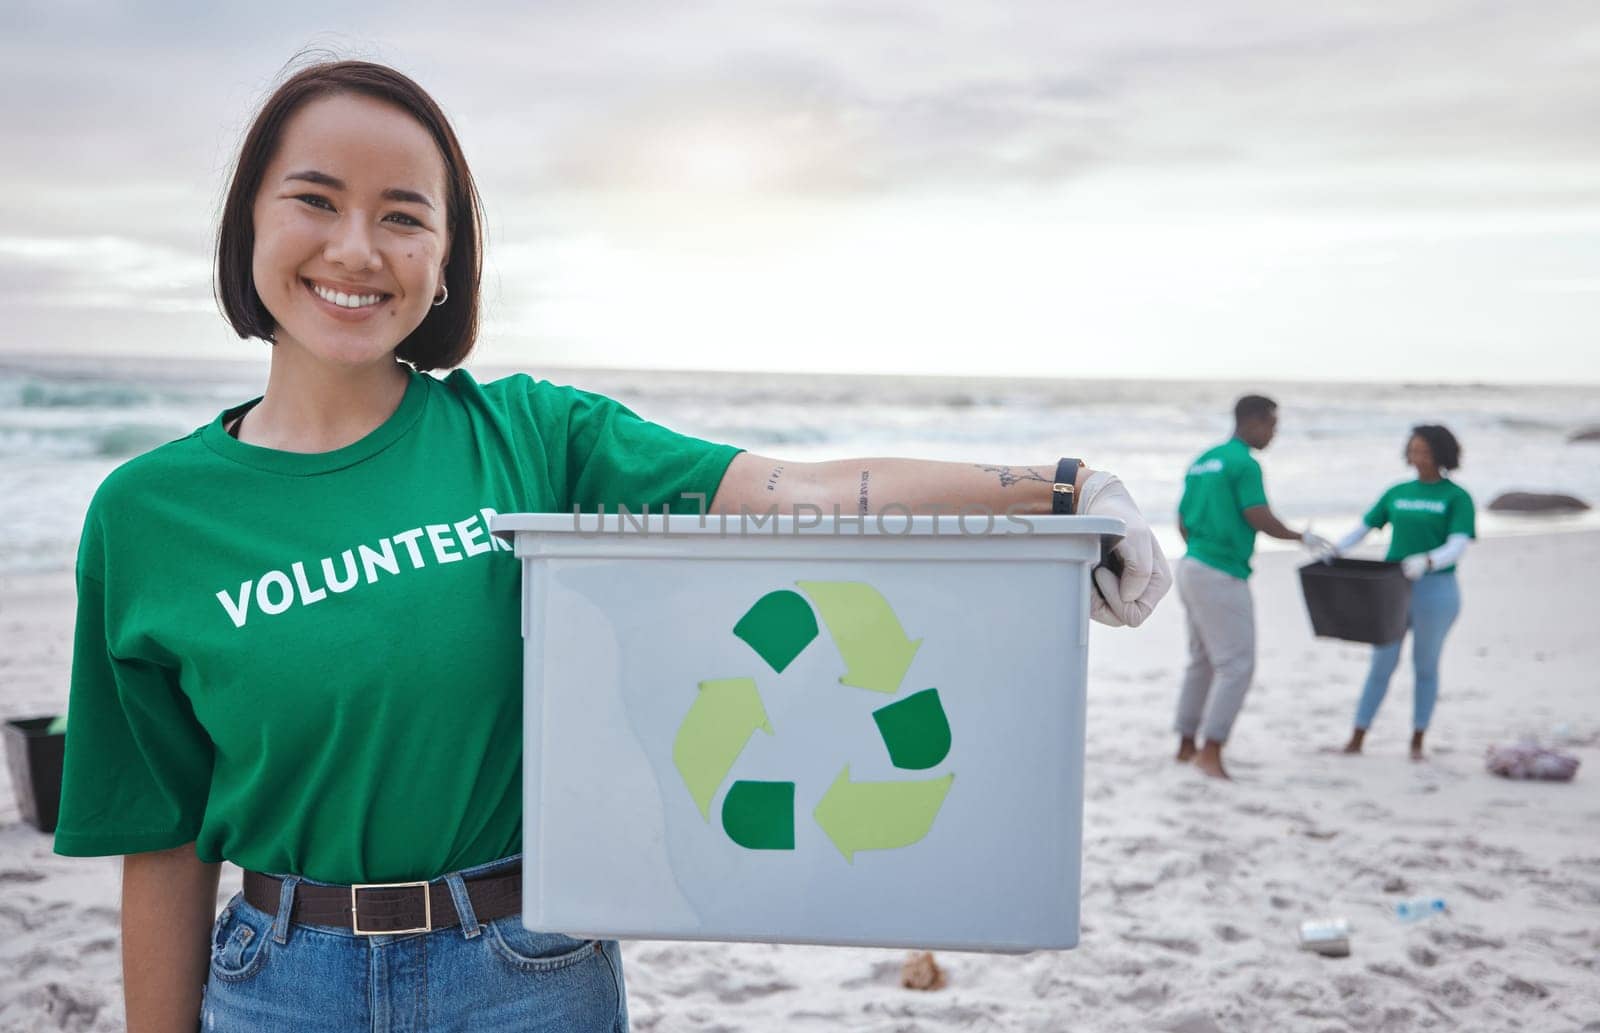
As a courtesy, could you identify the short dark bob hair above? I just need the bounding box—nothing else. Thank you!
[1234,394,1277,425]
[1409,424,1461,471]
[215,60,484,371]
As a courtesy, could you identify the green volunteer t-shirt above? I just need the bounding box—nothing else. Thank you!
[53,366,740,883]
[1363,478,1476,573]
[1178,437,1270,580]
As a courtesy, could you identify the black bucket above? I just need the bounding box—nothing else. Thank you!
[3,716,66,833]
[1298,559,1412,645]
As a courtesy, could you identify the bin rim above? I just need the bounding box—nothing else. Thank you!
[1298,557,1404,574]
[3,716,65,738]
[492,512,1126,542]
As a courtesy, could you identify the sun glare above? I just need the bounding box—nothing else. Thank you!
[670,137,762,193]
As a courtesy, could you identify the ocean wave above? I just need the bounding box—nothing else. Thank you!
[16,381,160,409]
[0,370,247,411]
[1495,415,1569,433]
[0,423,190,460]
[697,424,836,447]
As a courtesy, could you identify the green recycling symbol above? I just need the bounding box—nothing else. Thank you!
[671,581,954,862]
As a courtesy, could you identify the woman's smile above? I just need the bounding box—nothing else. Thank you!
[302,276,393,320]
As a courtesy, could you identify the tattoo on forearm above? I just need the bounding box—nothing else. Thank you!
[977,464,1050,488]
[766,465,784,492]
[858,471,870,515]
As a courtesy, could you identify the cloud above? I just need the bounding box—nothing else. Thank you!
[4,0,1596,200]
[1520,278,1600,294]
[1,0,1596,378]
[0,235,212,313]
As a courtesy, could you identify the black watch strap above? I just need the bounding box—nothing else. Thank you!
[1052,458,1084,515]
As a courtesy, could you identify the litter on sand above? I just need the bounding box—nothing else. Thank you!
[1297,918,1351,958]
[901,951,948,990]
[1485,741,1581,781]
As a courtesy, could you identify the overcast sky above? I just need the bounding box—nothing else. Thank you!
[3,0,1597,382]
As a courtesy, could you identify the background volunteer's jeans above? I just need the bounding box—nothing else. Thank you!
[1355,570,1461,732]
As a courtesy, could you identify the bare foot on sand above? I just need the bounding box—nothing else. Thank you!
[1176,736,1197,762]
[1194,742,1231,780]
[1343,729,1366,755]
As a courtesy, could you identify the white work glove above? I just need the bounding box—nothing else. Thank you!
[1078,471,1172,628]
[1400,553,1429,580]
[1300,531,1335,561]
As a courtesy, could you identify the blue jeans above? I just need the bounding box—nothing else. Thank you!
[202,854,628,1032]
[1354,570,1461,732]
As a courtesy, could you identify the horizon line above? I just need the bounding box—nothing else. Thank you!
[0,349,1595,392]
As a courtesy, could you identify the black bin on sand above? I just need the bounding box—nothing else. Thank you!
[4,717,65,833]
[1298,559,1411,645]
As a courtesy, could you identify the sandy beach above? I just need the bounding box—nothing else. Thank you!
[2,531,1597,1032]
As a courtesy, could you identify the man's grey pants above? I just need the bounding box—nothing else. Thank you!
[1175,556,1256,744]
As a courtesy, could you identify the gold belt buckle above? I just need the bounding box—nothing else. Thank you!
[350,880,433,936]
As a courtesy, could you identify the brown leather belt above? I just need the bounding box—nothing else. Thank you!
[243,867,522,936]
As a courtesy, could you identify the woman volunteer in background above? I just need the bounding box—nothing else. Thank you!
[51,58,1169,1032]
[1332,425,1475,760]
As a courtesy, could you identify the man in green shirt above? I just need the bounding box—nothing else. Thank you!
[1175,395,1329,779]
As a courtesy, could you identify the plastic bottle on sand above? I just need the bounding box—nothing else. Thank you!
[1394,897,1446,922]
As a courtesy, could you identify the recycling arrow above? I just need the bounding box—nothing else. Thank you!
[797,580,921,693]
[734,589,819,673]
[812,766,955,863]
[672,677,773,820]
[873,688,951,770]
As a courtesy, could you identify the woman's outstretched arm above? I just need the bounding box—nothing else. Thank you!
[709,453,1169,626]
[708,454,1091,520]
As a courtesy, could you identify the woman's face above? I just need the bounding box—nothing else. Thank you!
[250,92,449,369]
[1407,434,1437,474]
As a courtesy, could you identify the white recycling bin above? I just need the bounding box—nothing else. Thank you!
[492,511,1123,953]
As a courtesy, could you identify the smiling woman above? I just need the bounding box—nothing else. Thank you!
[49,56,1167,1033]
[214,63,483,374]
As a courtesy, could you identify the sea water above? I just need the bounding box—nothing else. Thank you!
[3,354,1598,574]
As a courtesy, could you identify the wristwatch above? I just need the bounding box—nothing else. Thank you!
[1052,458,1085,515]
